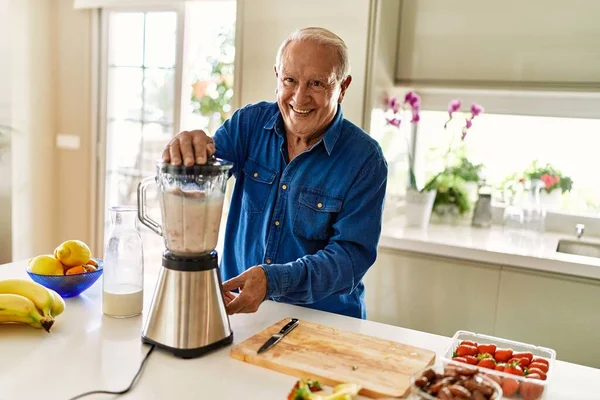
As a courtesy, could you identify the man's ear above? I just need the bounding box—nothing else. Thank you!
[273,65,278,78]
[338,75,352,103]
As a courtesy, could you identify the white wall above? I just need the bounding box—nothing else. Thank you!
[236,0,371,129]
[0,0,12,263]
[9,0,58,260]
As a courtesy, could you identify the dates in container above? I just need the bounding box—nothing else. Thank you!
[411,364,502,400]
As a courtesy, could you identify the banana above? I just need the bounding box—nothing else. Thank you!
[47,288,65,317]
[0,293,54,332]
[0,279,55,318]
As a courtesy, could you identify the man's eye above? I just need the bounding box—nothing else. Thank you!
[284,77,295,83]
[313,81,323,87]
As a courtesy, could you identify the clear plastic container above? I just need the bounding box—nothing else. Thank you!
[409,360,503,399]
[442,330,557,400]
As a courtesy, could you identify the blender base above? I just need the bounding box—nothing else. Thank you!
[141,332,234,359]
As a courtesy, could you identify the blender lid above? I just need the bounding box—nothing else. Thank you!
[157,157,233,176]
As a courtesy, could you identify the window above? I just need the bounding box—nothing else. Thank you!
[371,86,600,223]
[97,1,237,268]
[416,111,600,216]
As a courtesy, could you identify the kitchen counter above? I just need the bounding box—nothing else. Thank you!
[1,260,600,400]
[379,216,600,280]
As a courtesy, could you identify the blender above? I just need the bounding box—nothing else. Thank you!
[137,157,233,358]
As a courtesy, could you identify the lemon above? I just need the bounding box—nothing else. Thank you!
[54,240,91,267]
[28,255,65,275]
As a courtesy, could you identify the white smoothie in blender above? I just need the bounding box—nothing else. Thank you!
[160,187,224,257]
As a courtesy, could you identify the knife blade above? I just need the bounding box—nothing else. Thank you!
[257,318,299,354]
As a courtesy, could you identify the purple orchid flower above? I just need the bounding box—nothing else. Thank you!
[448,99,461,116]
[404,91,420,107]
[471,103,484,117]
[386,96,400,114]
[386,117,401,128]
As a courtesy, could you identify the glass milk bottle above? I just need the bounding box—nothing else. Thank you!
[102,205,144,318]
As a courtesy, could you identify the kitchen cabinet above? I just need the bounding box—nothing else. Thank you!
[494,267,600,369]
[364,247,600,368]
[363,247,501,337]
[395,0,600,88]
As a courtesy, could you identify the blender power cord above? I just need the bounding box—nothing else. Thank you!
[67,344,156,400]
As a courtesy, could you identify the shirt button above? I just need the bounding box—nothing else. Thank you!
[265,259,272,264]
[253,172,259,178]
[317,202,323,209]
[274,220,280,226]
[281,184,287,190]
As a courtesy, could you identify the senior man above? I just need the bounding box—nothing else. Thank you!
[162,27,388,319]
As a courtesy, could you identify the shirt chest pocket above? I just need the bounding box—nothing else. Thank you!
[241,158,277,213]
[293,189,343,241]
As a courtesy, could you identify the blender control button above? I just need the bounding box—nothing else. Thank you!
[265,259,272,264]
[317,202,323,209]
[281,184,287,190]
[274,220,280,226]
[253,172,259,178]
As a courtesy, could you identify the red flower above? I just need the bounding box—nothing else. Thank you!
[540,173,560,189]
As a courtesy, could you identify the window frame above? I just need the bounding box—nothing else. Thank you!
[93,3,186,254]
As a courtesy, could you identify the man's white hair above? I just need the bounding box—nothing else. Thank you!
[275,27,351,82]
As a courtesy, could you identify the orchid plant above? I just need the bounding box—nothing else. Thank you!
[383,92,485,194]
[383,91,421,191]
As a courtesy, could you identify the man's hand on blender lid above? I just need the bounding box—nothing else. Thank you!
[162,129,215,166]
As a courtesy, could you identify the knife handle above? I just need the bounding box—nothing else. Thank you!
[278,318,299,335]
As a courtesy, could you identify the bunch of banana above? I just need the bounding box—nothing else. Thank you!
[0,279,65,332]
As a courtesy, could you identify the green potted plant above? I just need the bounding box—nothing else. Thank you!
[446,154,484,203]
[423,171,472,224]
[428,98,484,222]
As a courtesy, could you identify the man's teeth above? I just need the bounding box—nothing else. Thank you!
[292,107,311,114]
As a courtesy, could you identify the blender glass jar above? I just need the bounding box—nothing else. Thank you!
[138,158,233,258]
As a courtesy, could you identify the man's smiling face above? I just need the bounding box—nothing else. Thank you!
[275,40,351,139]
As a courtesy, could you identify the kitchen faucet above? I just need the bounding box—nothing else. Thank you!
[576,223,585,239]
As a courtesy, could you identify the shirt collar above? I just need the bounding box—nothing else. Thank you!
[263,104,344,155]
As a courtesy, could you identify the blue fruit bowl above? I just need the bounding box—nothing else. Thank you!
[27,258,104,298]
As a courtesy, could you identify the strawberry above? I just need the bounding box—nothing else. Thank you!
[456,344,478,357]
[494,348,513,363]
[464,355,479,365]
[528,362,549,373]
[512,351,534,362]
[477,358,497,369]
[477,343,497,356]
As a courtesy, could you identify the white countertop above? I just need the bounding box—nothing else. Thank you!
[1,260,600,400]
[379,217,600,280]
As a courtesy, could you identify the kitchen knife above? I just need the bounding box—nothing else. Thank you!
[257,318,299,354]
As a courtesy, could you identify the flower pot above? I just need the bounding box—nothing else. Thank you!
[404,189,436,228]
[464,181,479,204]
[539,189,562,210]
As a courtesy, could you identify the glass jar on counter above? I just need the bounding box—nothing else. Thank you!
[102,205,144,318]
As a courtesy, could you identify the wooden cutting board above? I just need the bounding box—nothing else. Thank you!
[230,318,436,398]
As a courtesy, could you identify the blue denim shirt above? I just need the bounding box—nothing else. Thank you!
[213,101,388,319]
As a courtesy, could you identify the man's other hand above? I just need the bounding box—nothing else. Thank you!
[222,266,268,315]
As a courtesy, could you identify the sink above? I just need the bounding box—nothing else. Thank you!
[556,239,600,259]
